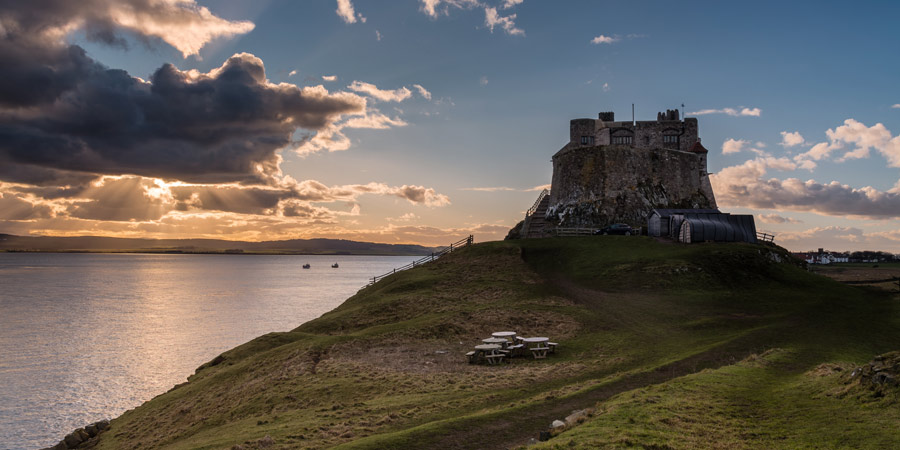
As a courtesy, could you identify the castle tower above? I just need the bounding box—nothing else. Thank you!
[548,109,716,228]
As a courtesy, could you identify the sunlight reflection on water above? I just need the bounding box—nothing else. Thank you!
[0,253,417,450]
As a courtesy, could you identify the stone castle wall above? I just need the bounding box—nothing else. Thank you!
[547,144,716,228]
[569,117,699,153]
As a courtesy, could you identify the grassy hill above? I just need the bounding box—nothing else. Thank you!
[84,237,900,449]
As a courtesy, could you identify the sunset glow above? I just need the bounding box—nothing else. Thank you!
[1,1,899,250]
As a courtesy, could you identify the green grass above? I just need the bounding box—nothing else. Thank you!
[92,237,900,449]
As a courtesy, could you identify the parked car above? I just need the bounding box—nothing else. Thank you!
[595,223,633,235]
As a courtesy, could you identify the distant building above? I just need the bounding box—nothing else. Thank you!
[792,249,850,264]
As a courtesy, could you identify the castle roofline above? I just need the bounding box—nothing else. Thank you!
[690,141,708,154]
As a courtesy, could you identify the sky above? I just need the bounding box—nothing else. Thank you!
[1,0,900,251]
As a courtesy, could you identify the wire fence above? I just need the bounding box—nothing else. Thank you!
[364,235,474,288]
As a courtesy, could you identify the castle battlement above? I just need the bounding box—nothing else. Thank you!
[567,109,699,154]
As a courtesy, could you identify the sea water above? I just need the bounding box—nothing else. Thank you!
[0,253,417,450]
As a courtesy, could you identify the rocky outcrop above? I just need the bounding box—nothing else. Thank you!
[547,144,715,228]
[41,420,109,450]
[848,351,900,395]
[505,219,524,240]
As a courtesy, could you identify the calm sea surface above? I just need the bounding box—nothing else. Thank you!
[0,253,418,450]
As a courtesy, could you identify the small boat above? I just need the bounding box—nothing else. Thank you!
[302,264,311,269]
[331,263,339,268]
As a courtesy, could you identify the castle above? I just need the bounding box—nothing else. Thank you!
[523,109,718,235]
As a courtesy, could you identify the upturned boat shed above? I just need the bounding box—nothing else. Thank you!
[647,208,720,237]
[648,209,758,244]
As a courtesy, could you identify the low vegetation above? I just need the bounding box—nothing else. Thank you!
[89,237,900,449]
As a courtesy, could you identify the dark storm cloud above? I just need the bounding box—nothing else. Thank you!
[0,51,365,184]
[170,185,288,215]
[0,1,365,185]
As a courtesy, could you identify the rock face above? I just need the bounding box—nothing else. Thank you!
[849,351,900,394]
[547,144,715,228]
[42,420,109,450]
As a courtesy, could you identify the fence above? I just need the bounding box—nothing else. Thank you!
[552,227,594,237]
[365,235,474,287]
[757,231,775,243]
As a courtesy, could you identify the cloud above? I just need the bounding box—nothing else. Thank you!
[0,0,254,59]
[780,131,805,147]
[602,82,610,92]
[480,76,489,86]
[527,184,551,191]
[412,84,432,101]
[347,81,413,102]
[0,192,54,221]
[392,185,451,206]
[376,30,382,41]
[420,0,480,18]
[0,2,453,243]
[322,75,337,82]
[336,0,364,24]
[484,7,524,36]
[711,156,900,219]
[502,0,524,8]
[689,107,761,117]
[387,213,419,222]
[460,187,517,192]
[295,111,407,155]
[794,119,900,168]
[892,104,900,109]
[0,50,366,184]
[757,213,803,224]
[2,175,451,224]
[722,138,749,154]
[591,35,618,44]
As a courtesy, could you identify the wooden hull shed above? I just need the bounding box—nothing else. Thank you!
[647,208,720,237]
[675,213,757,244]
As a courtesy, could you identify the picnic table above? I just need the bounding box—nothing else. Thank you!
[492,331,517,340]
[520,337,550,359]
[473,343,505,365]
[482,337,509,347]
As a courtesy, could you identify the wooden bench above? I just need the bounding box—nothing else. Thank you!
[530,346,550,359]
[485,353,505,365]
[507,344,525,357]
[547,342,558,354]
[466,351,477,364]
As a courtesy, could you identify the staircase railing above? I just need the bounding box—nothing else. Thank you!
[521,189,549,238]
[526,189,549,218]
[364,235,474,287]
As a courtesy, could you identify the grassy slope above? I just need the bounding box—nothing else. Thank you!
[93,238,900,449]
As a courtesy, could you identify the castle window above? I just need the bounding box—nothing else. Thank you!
[580,136,595,145]
[663,135,679,148]
[612,136,633,145]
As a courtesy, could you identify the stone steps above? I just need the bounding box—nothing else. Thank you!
[523,195,551,239]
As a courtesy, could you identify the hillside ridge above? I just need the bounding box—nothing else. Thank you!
[53,237,900,449]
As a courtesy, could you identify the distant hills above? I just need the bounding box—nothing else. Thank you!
[0,233,437,255]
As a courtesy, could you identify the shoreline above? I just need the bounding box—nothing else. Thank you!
[0,249,432,256]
